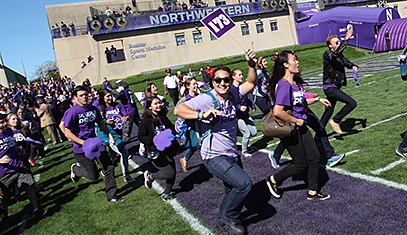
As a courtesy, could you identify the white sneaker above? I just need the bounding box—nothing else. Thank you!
[139,143,145,156]
[242,153,252,158]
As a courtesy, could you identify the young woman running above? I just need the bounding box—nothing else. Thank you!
[266,50,330,201]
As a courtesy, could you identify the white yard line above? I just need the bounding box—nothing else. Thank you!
[370,159,406,175]
[128,159,214,235]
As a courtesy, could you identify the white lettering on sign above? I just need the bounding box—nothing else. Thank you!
[207,14,231,33]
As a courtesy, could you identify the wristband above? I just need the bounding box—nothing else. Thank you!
[198,111,204,120]
[248,60,256,68]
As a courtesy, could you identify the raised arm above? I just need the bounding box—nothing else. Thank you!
[241,49,258,95]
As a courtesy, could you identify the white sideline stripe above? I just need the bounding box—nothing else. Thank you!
[251,134,265,141]
[34,174,40,182]
[256,147,407,191]
[128,159,214,235]
[370,159,406,175]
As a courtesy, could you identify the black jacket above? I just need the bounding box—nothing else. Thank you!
[138,116,179,152]
[323,40,358,89]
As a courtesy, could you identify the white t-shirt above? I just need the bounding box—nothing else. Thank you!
[163,75,179,89]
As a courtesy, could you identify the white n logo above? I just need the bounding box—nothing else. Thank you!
[386,9,393,21]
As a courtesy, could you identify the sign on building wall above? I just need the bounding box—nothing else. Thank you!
[88,1,288,35]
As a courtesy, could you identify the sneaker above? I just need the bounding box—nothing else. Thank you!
[0,207,8,222]
[100,170,105,177]
[144,171,153,189]
[124,175,136,183]
[108,196,125,202]
[329,120,343,134]
[139,143,145,156]
[221,215,246,235]
[266,176,282,199]
[70,163,80,183]
[327,153,345,167]
[162,193,175,201]
[242,152,252,158]
[268,152,280,169]
[180,158,188,172]
[396,146,407,158]
[307,192,330,201]
[33,208,48,219]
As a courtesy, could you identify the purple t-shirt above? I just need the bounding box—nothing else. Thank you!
[0,128,24,175]
[275,80,307,125]
[62,104,102,153]
[101,102,127,135]
[185,86,243,160]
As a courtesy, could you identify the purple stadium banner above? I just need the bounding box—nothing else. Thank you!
[201,8,235,39]
[88,1,288,35]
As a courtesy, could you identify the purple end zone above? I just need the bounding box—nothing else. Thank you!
[131,147,407,234]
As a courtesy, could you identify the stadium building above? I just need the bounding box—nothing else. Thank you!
[45,0,406,85]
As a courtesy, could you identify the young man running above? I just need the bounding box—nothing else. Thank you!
[320,29,359,134]
[174,49,257,235]
[61,86,123,202]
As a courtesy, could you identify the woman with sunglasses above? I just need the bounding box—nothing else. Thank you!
[174,49,257,235]
[232,69,257,158]
[97,89,135,183]
[140,96,180,201]
[266,50,330,201]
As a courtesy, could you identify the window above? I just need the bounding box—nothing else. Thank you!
[175,34,186,46]
[241,25,250,36]
[256,23,264,34]
[193,32,203,43]
[270,21,278,31]
[103,40,126,63]
[394,5,398,11]
[210,32,218,41]
[215,0,226,6]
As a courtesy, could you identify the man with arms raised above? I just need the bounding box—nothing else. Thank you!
[174,49,257,235]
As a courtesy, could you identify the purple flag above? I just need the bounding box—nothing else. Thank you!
[352,68,360,86]
[201,8,235,39]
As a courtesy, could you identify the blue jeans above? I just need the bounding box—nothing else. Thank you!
[204,155,252,221]
[183,148,198,161]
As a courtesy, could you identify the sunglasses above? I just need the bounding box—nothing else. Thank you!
[213,77,231,84]
[335,40,340,45]
[0,120,6,124]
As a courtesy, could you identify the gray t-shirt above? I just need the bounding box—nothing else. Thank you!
[184,86,243,160]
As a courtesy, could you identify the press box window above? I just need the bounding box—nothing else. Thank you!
[256,23,264,34]
[270,21,278,31]
[241,25,250,36]
[175,34,186,46]
[193,32,203,43]
[210,32,218,41]
[215,0,226,6]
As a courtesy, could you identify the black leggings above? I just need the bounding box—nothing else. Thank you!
[321,87,357,126]
[274,126,320,191]
[151,150,176,194]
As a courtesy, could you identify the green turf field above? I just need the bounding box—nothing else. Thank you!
[1,44,406,234]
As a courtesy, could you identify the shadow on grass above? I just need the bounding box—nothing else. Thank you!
[34,157,73,175]
[250,136,275,151]
[327,118,367,138]
[176,164,213,194]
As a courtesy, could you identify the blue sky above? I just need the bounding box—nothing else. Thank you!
[0,0,94,81]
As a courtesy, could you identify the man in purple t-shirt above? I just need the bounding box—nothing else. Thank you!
[60,86,123,202]
[174,49,257,235]
[0,113,47,221]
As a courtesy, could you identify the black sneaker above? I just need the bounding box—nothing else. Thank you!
[221,215,246,235]
[162,193,175,201]
[396,146,407,158]
[70,163,80,183]
[108,196,125,202]
[33,208,48,219]
[0,208,8,222]
[144,171,153,189]
[307,192,330,201]
[266,176,282,199]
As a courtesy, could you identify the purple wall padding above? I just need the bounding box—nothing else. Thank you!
[375,18,407,52]
[297,6,400,50]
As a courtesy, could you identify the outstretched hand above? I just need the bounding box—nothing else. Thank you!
[245,49,256,62]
